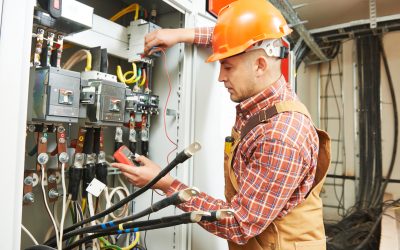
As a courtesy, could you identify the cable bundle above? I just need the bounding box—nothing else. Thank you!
[326,34,399,250]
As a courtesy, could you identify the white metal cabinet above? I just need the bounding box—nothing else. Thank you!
[190,14,233,250]
[163,0,193,13]
[0,0,34,249]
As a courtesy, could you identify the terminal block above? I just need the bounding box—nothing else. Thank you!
[27,66,81,123]
[126,90,159,115]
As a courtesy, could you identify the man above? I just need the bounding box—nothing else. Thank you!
[112,0,331,249]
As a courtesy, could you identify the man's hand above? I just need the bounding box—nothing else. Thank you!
[144,28,195,55]
[112,155,174,193]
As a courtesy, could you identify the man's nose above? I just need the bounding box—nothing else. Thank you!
[218,67,226,82]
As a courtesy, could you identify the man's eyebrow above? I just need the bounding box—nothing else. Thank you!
[220,60,231,65]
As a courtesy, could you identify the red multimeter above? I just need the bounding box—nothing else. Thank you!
[113,145,139,166]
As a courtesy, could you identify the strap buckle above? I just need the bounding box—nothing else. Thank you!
[259,111,267,122]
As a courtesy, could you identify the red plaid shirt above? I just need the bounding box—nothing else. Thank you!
[193,27,214,46]
[166,29,319,245]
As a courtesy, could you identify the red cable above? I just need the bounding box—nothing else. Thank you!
[161,49,178,148]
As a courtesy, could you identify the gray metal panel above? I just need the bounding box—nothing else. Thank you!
[190,13,231,250]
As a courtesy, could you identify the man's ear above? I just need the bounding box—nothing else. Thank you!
[255,55,268,76]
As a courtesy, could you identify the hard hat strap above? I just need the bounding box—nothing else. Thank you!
[245,39,288,59]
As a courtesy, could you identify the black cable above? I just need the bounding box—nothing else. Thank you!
[356,37,366,208]
[64,217,199,250]
[133,244,146,250]
[144,191,154,250]
[327,59,345,216]
[335,52,346,216]
[45,143,200,246]
[82,128,95,200]
[375,37,399,205]
[51,188,195,244]
[369,36,382,207]
[27,144,38,157]
[326,34,394,250]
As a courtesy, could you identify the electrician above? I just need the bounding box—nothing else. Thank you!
[113,0,331,249]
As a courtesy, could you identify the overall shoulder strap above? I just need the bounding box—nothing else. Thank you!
[240,101,311,140]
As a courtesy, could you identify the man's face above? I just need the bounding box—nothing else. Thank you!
[218,53,257,103]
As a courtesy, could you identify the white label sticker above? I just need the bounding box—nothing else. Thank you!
[86,178,106,197]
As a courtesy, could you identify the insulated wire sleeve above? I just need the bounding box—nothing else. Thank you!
[22,224,39,245]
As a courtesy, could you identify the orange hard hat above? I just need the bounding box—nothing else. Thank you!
[207,0,292,62]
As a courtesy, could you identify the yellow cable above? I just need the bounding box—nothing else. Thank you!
[124,63,137,83]
[123,69,141,84]
[134,5,139,21]
[84,50,92,71]
[110,6,132,22]
[121,232,140,250]
[81,198,87,213]
[131,68,142,84]
[138,68,146,87]
[117,63,140,85]
[63,49,92,72]
[110,4,139,22]
[116,65,126,83]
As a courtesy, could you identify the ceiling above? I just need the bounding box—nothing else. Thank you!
[289,0,400,30]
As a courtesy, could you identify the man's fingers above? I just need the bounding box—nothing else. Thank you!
[121,171,135,181]
[144,30,158,43]
[112,163,138,173]
[144,38,162,54]
[134,155,151,165]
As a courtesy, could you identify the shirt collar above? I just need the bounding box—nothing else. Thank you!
[236,75,287,116]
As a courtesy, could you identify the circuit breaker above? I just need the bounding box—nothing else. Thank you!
[81,79,127,126]
[27,66,81,123]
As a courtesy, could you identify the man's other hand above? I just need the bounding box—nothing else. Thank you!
[112,155,174,192]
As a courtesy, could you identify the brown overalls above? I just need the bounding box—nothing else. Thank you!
[224,101,330,250]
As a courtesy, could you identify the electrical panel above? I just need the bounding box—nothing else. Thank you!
[27,66,81,123]
[19,1,194,250]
